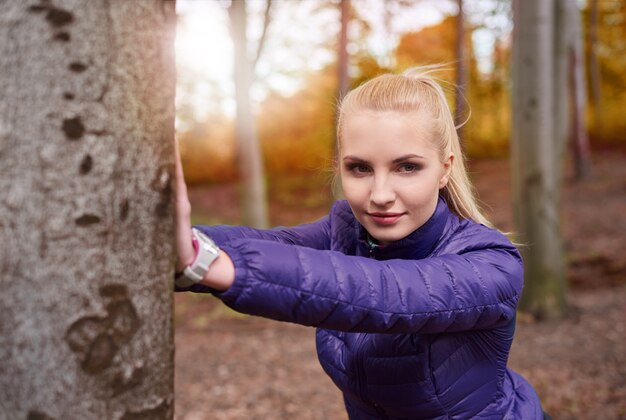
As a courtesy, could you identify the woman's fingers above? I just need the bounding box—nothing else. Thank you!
[174,137,195,271]
[174,137,191,208]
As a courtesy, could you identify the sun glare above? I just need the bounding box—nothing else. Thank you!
[173,0,477,127]
[175,1,235,125]
[176,2,232,83]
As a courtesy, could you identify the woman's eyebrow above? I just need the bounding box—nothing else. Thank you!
[343,154,425,163]
[392,154,425,163]
[342,155,369,163]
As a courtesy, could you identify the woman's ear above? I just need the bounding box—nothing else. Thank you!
[439,153,454,189]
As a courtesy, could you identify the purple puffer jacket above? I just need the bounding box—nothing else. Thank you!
[185,197,544,419]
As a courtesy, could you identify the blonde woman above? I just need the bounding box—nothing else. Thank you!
[175,70,548,419]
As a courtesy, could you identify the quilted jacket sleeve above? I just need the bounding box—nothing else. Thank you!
[213,229,524,334]
[195,216,331,250]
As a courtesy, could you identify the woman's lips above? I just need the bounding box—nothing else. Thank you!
[368,212,404,226]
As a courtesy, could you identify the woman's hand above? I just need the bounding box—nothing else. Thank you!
[175,138,195,272]
[174,138,235,291]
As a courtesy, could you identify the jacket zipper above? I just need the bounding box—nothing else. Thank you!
[353,241,387,417]
[353,240,375,407]
[354,331,367,402]
[354,321,387,417]
[368,239,379,259]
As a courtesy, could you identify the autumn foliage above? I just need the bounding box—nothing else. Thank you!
[178,2,625,185]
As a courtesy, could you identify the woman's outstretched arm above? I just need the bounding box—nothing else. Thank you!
[207,229,524,334]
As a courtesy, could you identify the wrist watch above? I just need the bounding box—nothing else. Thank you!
[175,228,221,289]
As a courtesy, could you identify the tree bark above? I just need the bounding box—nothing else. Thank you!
[229,0,269,228]
[0,1,176,418]
[511,0,568,319]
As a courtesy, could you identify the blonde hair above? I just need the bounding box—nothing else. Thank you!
[337,67,492,227]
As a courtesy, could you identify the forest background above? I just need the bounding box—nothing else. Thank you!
[176,0,624,207]
[172,1,626,418]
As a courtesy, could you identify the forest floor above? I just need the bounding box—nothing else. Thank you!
[174,149,626,420]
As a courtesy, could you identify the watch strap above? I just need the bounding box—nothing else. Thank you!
[175,228,220,288]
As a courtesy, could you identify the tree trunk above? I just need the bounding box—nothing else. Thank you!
[587,0,601,115]
[554,0,571,183]
[568,0,592,180]
[511,0,568,319]
[0,1,176,418]
[229,0,270,228]
[334,0,350,200]
[337,0,350,106]
[454,0,467,141]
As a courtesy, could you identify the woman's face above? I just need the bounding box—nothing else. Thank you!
[340,110,452,245]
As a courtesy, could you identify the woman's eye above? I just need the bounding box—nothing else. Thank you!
[398,163,420,173]
[347,164,371,175]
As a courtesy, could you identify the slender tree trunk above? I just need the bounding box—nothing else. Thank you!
[493,40,507,144]
[252,0,272,69]
[569,0,592,180]
[229,0,269,228]
[554,0,570,179]
[333,0,350,200]
[454,0,467,141]
[587,0,601,116]
[511,0,568,319]
[337,0,350,103]
[0,1,176,418]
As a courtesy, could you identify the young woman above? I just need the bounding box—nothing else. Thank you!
[174,69,547,419]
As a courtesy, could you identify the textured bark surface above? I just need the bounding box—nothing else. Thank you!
[511,0,568,318]
[0,1,176,418]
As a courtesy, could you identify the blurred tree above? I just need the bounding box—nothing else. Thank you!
[0,1,176,418]
[586,0,601,115]
[511,0,568,319]
[334,0,350,200]
[565,0,592,180]
[338,0,351,103]
[455,0,467,142]
[462,0,513,157]
[228,0,271,228]
[583,0,626,145]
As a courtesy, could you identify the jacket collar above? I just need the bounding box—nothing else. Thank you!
[355,196,450,261]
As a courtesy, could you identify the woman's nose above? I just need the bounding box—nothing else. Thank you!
[370,176,396,206]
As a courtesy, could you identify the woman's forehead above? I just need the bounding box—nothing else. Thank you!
[340,111,438,156]
[342,110,434,139]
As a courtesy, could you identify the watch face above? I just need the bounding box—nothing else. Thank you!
[193,228,219,254]
[194,228,209,241]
